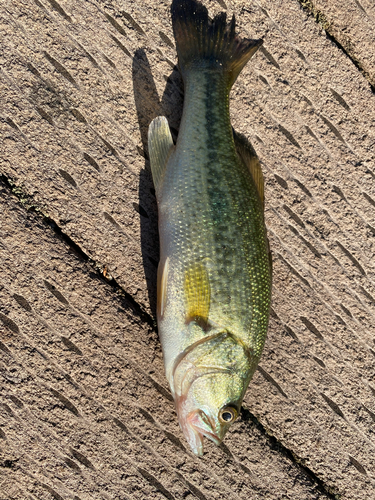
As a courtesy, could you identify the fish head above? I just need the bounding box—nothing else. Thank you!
[172,331,253,455]
[177,370,244,455]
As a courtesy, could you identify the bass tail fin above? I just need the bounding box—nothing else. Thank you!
[171,0,262,86]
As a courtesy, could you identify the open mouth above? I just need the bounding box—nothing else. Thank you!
[186,409,222,455]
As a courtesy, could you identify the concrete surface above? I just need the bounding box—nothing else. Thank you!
[1,1,375,499]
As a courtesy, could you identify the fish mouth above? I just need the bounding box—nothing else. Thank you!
[185,409,222,456]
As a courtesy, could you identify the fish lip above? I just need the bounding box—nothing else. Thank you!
[187,409,222,451]
[175,393,222,455]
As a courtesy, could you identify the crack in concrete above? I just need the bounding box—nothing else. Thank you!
[297,0,375,93]
[0,173,157,331]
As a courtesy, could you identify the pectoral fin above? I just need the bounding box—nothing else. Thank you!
[233,129,264,206]
[184,262,211,327]
[148,116,174,191]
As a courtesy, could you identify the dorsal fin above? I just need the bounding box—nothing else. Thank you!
[148,116,174,191]
[233,129,264,206]
[184,262,211,327]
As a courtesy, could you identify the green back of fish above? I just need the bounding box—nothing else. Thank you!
[149,0,271,367]
[168,70,270,355]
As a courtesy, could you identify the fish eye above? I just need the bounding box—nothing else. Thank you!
[219,406,238,424]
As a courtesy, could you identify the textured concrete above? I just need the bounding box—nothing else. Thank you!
[301,0,375,87]
[1,0,375,499]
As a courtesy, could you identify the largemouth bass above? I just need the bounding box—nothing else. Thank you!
[148,0,272,455]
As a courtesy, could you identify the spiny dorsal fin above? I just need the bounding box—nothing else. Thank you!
[233,129,264,206]
[148,116,174,191]
[184,262,210,327]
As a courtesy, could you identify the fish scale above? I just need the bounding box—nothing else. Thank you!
[164,69,269,345]
[148,0,271,455]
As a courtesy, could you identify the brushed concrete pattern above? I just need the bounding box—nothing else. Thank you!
[1,1,375,499]
[301,0,375,87]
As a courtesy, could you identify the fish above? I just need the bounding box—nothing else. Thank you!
[148,0,272,455]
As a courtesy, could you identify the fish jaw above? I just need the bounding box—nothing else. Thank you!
[179,405,223,456]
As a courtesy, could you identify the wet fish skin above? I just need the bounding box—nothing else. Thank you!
[148,0,271,455]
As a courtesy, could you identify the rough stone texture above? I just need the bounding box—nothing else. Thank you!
[1,0,375,499]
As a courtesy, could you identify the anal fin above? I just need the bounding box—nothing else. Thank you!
[148,116,174,191]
